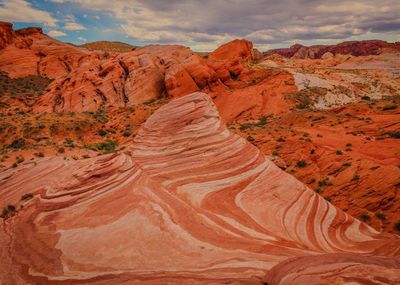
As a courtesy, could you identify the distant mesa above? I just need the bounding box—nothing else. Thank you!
[264,40,400,59]
[80,41,138,53]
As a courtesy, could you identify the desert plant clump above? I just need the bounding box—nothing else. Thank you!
[360,213,371,222]
[375,212,386,220]
[382,104,397,111]
[64,138,74,147]
[21,193,34,201]
[246,135,255,142]
[122,131,131,137]
[318,177,332,187]
[85,139,118,154]
[97,129,107,136]
[395,221,400,232]
[10,138,25,149]
[57,147,65,153]
[388,131,400,138]
[34,152,44,157]
[336,150,343,155]
[296,160,307,168]
[0,204,16,219]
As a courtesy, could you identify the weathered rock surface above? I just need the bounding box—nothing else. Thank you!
[1,92,399,284]
[33,45,222,112]
[0,22,92,79]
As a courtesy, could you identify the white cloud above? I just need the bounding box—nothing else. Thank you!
[46,0,400,50]
[0,0,57,27]
[63,15,86,30]
[77,36,87,42]
[47,30,67,37]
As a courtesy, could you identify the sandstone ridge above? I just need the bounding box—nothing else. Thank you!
[0,92,399,284]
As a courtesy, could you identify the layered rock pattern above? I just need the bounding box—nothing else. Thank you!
[1,93,399,284]
[264,40,400,59]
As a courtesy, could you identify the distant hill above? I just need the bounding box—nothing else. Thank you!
[80,41,137,52]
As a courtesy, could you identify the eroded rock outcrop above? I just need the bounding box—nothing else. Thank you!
[33,45,223,112]
[0,22,92,79]
[265,40,400,59]
[1,92,399,284]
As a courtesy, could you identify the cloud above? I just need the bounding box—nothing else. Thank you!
[0,0,57,27]
[48,30,67,37]
[41,0,400,50]
[63,15,86,30]
[77,36,87,42]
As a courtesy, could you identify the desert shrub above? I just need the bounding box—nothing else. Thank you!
[375,212,386,220]
[86,139,118,154]
[10,138,25,149]
[360,213,371,222]
[57,147,65,153]
[277,137,285,142]
[229,70,238,81]
[342,162,352,167]
[16,156,24,163]
[382,104,397,111]
[388,131,400,138]
[336,150,343,155]
[0,204,16,219]
[34,152,44,157]
[361,96,371,101]
[246,136,255,142]
[352,173,360,181]
[122,131,131,137]
[296,102,309,109]
[395,221,400,231]
[21,193,33,201]
[97,129,107,136]
[318,178,332,187]
[64,138,74,147]
[296,160,307,168]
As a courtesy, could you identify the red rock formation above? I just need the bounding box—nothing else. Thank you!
[1,92,399,284]
[207,39,254,82]
[0,22,14,49]
[33,45,222,112]
[265,40,400,59]
[0,22,92,79]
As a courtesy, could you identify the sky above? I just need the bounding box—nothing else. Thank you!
[0,0,399,51]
